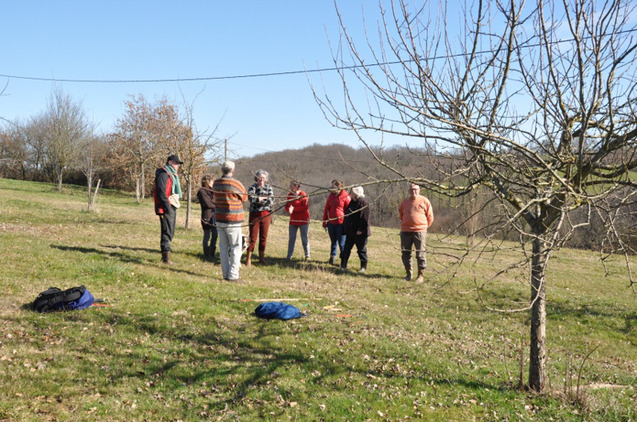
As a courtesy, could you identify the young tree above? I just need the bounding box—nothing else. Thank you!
[42,88,91,191]
[79,133,108,212]
[169,92,224,229]
[316,0,637,392]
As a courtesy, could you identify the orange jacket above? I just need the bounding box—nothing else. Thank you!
[399,195,434,232]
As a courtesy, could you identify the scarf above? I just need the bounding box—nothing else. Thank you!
[165,164,182,196]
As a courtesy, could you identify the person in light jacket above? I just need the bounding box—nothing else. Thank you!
[398,183,434,284]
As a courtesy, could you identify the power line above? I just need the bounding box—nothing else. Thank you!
[1,28,634,85]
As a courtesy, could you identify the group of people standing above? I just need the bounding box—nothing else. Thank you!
[154,155,434,284]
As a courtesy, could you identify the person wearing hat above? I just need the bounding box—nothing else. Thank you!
[340,186,371,272]
[153,154,183,265]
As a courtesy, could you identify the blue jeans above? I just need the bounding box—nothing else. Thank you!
[327,223,346,258]
[287,224,310,259]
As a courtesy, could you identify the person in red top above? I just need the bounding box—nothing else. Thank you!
[398,183,434,283]
[285,180,311,260]
[322,179,351,265]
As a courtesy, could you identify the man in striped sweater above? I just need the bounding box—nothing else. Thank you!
[213,161,248,282]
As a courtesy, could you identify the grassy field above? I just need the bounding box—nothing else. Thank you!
[0,178,635,421]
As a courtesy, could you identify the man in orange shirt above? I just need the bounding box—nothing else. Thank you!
[398,183,434,283]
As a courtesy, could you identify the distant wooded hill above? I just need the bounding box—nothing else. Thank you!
[229,143,636,253]
[232,143,447,231]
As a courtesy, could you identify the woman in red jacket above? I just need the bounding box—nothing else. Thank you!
[285,180,311,260]
[322,179,351,265]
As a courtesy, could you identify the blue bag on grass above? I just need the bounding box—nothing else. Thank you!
[255,302,306,320]
[32,285,95,312]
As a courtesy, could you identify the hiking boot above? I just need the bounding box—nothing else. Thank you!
[404,268,412,281]
[328,256,336,265]
[161,251,173,265]
[414,269,425,284]
[359,267,366,273]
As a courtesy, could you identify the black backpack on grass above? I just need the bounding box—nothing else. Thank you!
[31,285,94,312]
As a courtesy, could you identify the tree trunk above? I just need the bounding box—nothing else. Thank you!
[529,235,548,392]
[135,178,141,203]
[57,169,63,192]
[140,163,145,201]
[87,173,93,211]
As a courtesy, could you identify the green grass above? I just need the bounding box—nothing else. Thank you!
[0,178,635,421]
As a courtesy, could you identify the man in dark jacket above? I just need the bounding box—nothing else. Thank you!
[340,186,371,272]
[153,154,183,265]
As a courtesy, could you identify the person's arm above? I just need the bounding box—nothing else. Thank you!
[322,197,330,227]
[247,184,258,205]
[236,181,248,203]
[424,198,434,227]
[358,201,370,234]
[261,185,275,208]
[156,171,172,210]
[198,189,215,209]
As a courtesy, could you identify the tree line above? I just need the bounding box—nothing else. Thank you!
[0,89,223,225]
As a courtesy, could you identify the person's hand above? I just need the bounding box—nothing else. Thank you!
[288,206,294,215]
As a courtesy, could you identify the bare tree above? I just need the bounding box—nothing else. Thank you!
[172,91,225,229]
[316,0,637,392]
[42,88,91,191]
[79,133,108,212]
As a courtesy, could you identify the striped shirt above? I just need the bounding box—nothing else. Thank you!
[213,176,247,224]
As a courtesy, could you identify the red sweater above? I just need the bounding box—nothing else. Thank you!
[322,190,351,227]
[285,190,310,226]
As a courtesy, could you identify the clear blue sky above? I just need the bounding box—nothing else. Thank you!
[0,1,391,158]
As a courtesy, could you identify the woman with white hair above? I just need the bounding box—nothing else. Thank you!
[340,186,371,272]
[246,169,274,265]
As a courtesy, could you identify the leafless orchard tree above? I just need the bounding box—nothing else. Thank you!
[172,91,225,229]
[43,88,91,192]
[79,133,108,212]
[315,0,637,392]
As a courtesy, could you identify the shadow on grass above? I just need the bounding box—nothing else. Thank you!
[50,244,207,278]
[80,308,510,416]
[100,244,157,254]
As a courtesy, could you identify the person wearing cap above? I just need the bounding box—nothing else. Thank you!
[340,186,371,272]
[213,160,248,282]
[153,154,183,265]
[398,183,434,283]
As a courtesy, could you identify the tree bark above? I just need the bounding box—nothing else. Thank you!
[529,234,548,392]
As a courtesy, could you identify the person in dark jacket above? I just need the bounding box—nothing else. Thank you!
[340,186,371,272]
[196,174,217,263]
[153,154,183,265]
